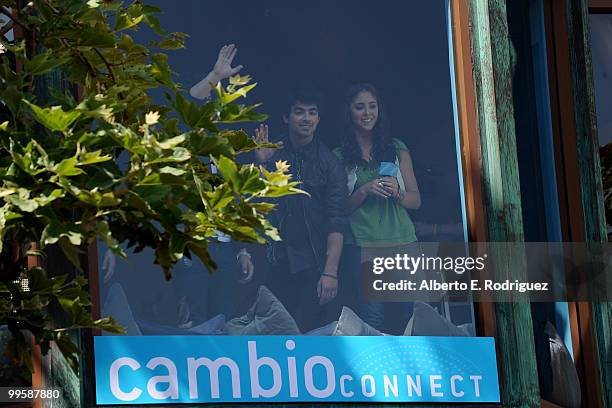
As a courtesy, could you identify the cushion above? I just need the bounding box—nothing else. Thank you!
[403,301,468,337]
[223,286,300,335]
[305,321,338,336]
[545,322,581,408]
[137,314,226,335]
[332,307,383,336]
[189,314,226,335]
[102,283,142,335]
[457,323,474,336]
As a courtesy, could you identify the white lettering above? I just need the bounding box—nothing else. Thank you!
[187,357,241,399]
[248,341,282,398]
[470,375,482,397]
[406,375,422,397]
[110,357,142,402]
[373,257,384,274]
[450,375,464,397]
[430,374,443,397]
[285,340,299,398]
[383,375,398,397]
[340,375,354,397]
[361,375,376,397]
[304,356,335,398]
[146,357,178,400]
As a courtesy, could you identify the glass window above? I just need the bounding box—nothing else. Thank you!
[97,0,475,338]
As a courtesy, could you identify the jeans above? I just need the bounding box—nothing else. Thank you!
[340,244,416,333]
[339,244,384,330]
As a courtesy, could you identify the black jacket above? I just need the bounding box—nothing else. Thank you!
[266,136,348,272]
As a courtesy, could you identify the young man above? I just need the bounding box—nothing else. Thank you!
[255,88,348,332]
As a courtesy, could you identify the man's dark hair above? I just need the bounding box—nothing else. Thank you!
[284,86,323,115]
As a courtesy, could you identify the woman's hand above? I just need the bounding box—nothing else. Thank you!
[380,176,400,198]
[212,44,243,80]
[361,178,393,198]
[254,124,282,163]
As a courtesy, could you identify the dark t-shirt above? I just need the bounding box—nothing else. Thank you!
[273,140,318,273]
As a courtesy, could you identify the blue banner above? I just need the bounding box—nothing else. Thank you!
[94,336,500,404]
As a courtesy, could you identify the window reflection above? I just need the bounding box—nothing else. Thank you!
[99,0,474,337]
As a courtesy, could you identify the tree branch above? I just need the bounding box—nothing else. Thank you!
[0,5,29,32]
[94,48,116,83]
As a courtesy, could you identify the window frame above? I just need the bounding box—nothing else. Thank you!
[541,0,611,406]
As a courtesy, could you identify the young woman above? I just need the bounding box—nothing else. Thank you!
[336,83,421,331]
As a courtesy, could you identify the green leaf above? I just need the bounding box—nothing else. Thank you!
[186,241,215,271]
[78,150,112,165]
[77,27,116,48]
[221,129,258,152]
[41,221,84,246]
[218,102,268,124]
[157,134,186,149]
[239,166,265,193]
[229,74,252,86]
[173,93,202,128]
[215,155,239,188]
[147,147,190,164]
[58,238,83,271]
[169,234,186,261]
[218,83,257,105]
[206,185,234,210]
[133,185,172,204]
[21,295,47,310]
[156,36,185,50]
[95,221,126,258]
[53,157,85,177]
[115,13,144,31]
[4,189,38,212]
[24,53,70,76]
[35,189,65,207]
[159,166,185,176]
[54,332,80,373]
[23,101,81,132]
[94,317,125,334]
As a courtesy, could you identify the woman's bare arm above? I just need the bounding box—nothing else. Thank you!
[395,149,421,209]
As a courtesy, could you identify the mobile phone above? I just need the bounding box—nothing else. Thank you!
[379,161,398,178]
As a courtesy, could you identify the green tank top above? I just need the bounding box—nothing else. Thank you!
[335,139,417,247]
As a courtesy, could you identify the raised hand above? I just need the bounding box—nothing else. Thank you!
[254,124,282,163]
[190,44,245,100]
[212,44,244,80]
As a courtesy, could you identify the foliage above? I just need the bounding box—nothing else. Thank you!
[0,0,298,372]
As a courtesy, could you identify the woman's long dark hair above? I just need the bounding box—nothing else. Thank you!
[340,83,396,169]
